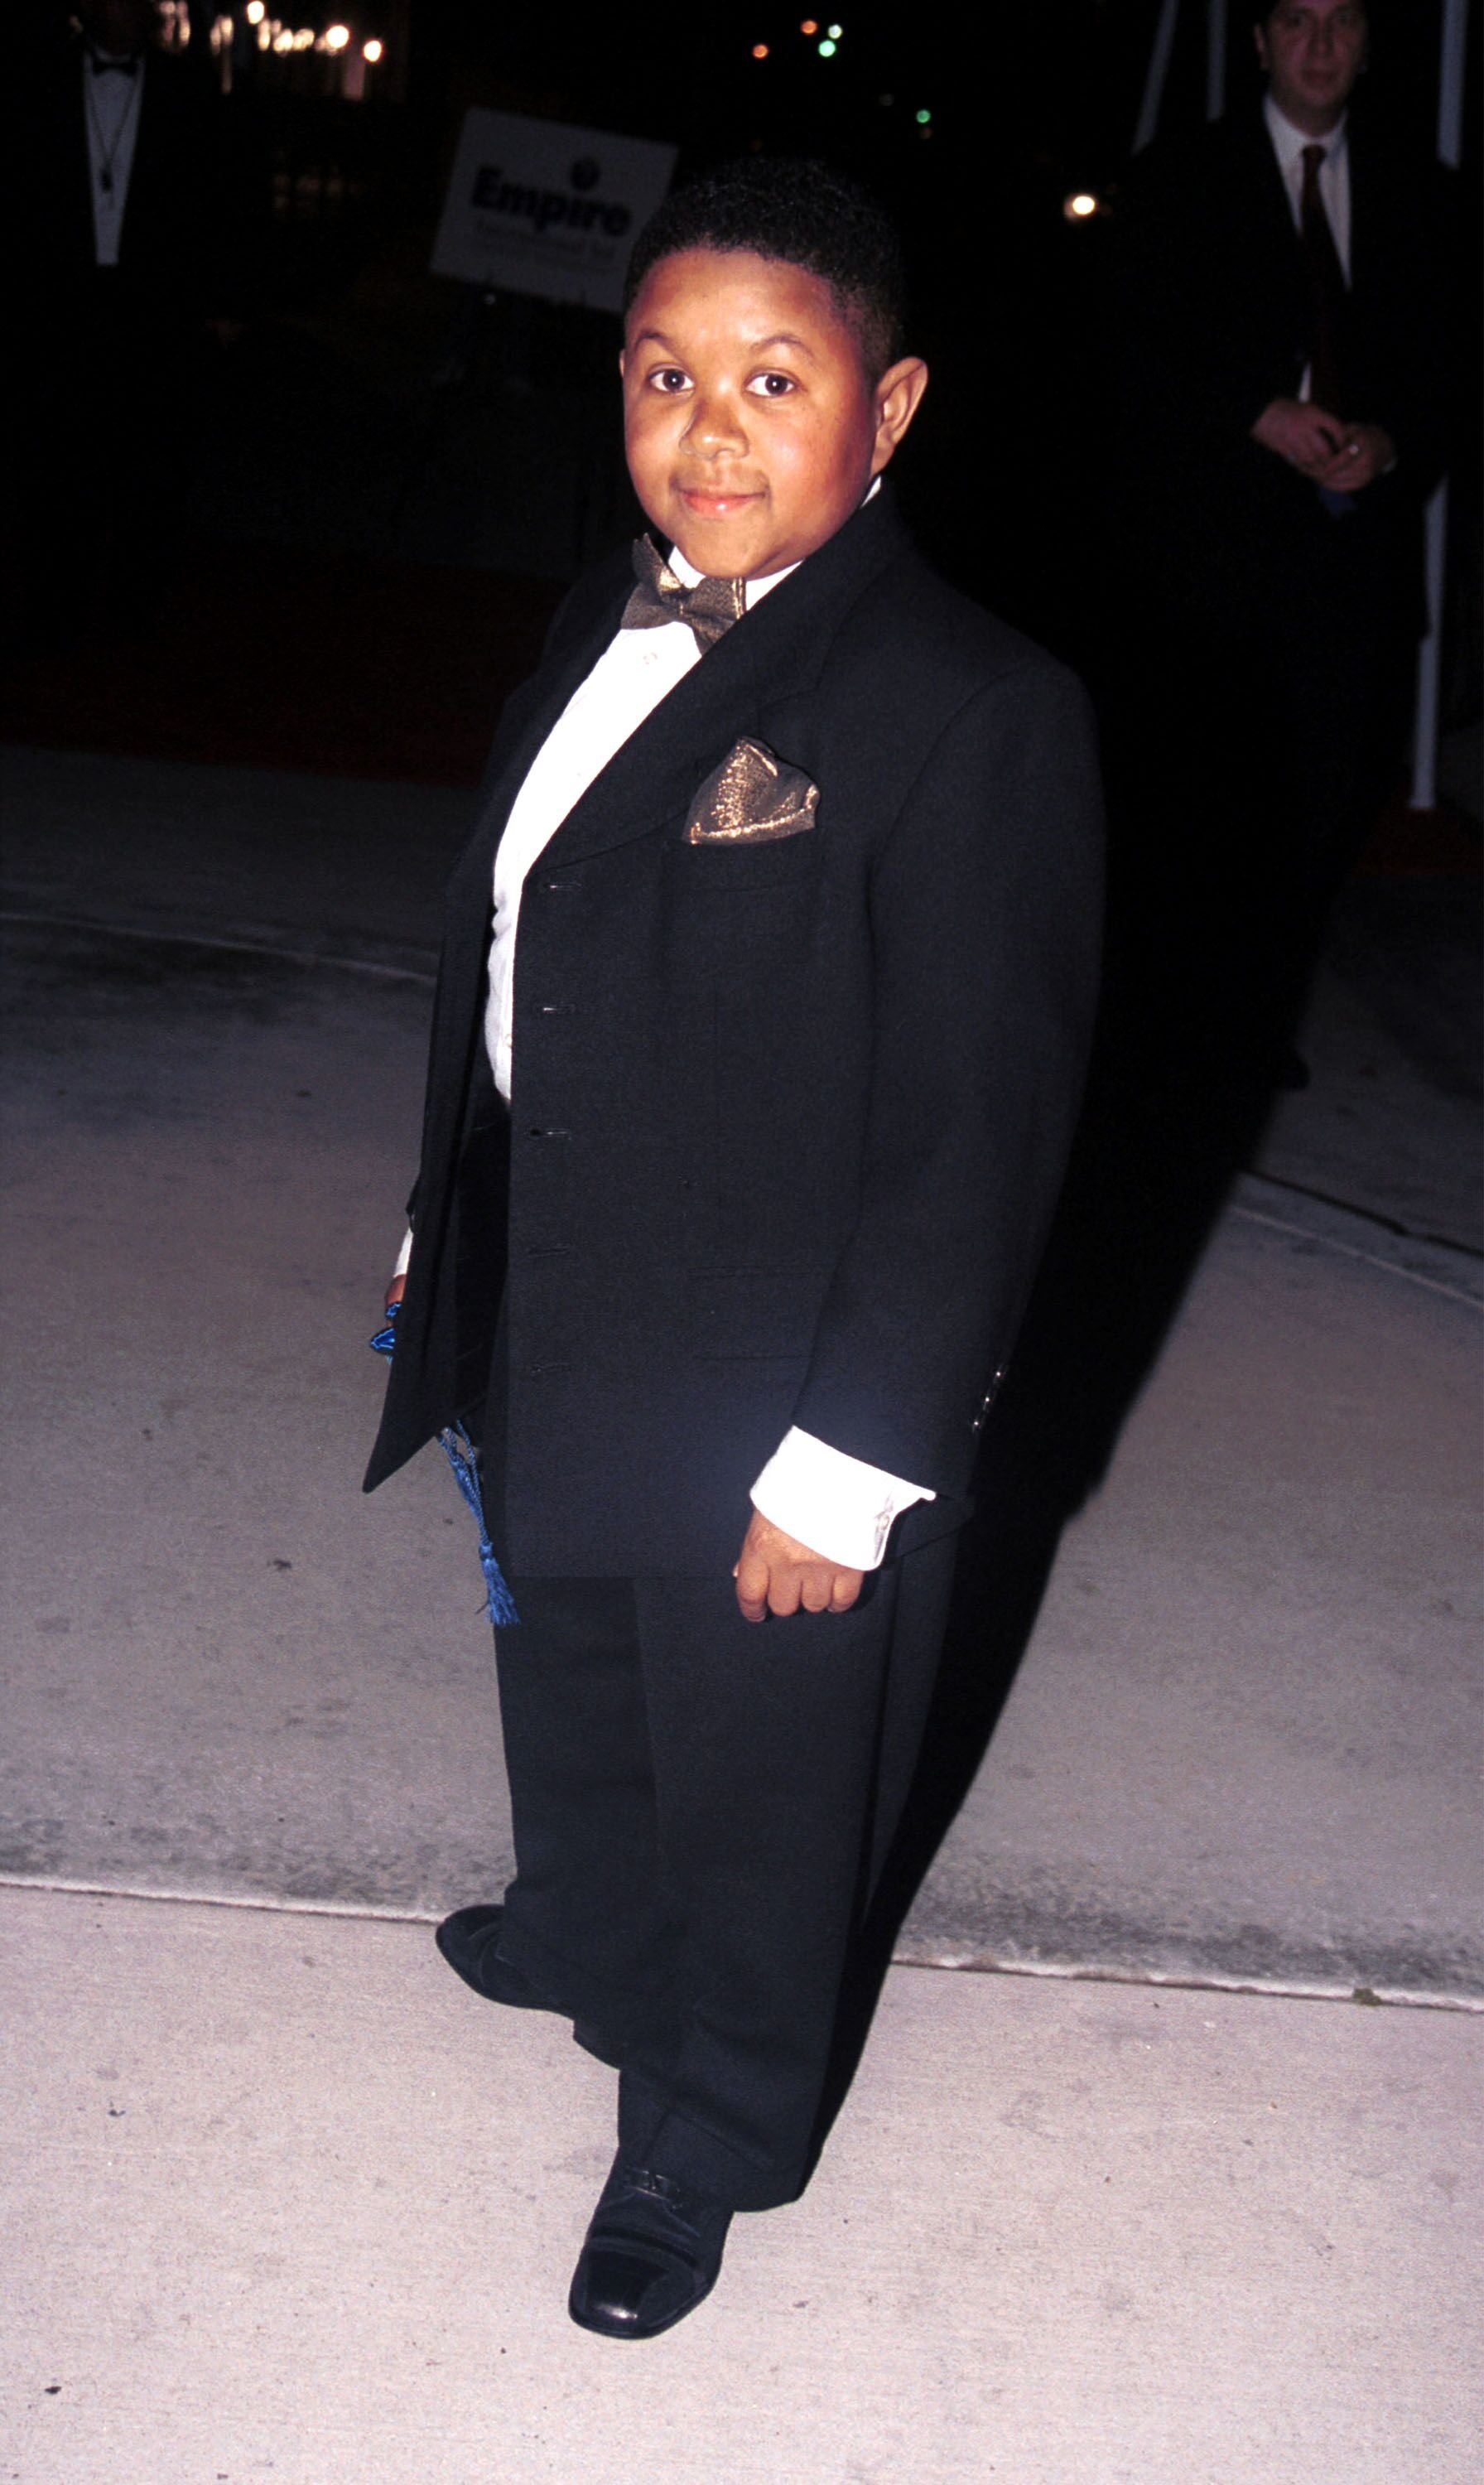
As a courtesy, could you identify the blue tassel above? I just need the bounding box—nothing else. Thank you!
[434,1421,522,1627]
[370,1301,520,1628]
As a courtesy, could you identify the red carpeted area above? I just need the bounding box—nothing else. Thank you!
[0,543,564,789]
[2,542,1478,878]
[1355,789,1482,876]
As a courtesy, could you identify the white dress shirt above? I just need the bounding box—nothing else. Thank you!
[1264,95,1352,403]
[397,488,936,1566]
[84,51,145,269]
[481,549,794,1099]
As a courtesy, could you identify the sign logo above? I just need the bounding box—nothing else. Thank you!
[469,164,633,241]
[431,111,677,313]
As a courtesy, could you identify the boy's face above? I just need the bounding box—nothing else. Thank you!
[621,248,928,581]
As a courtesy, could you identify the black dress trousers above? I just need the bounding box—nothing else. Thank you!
[488,1542,957,2212]
[459,1069,962,2209]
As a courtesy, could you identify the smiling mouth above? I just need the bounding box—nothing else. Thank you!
[676,484,763,514]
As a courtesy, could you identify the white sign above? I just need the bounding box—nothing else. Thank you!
[431,110,677,313]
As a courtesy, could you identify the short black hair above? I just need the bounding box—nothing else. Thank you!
[622,158,908,379]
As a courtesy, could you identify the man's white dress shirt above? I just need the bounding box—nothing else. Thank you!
[398,496,937,1569]
[1264,94,1352,405]
[84,51,145,268]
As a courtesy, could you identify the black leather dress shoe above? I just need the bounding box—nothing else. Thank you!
[568,2155,733,2339]
[434,1905,623,2069]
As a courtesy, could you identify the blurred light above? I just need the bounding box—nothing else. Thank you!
[818,37,836,54]
[363,36,383,60]
[1063,191,1100,220]
[245,0,263,17]
[914,108,931,124]
[752,41,769,57]
[292,26,314,48]
[324,21,350,47]
[272,28,292,50]
[800,18,818,32]
[827,19,842,33]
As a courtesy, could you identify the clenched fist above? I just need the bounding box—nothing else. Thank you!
[733,1511,865,1624]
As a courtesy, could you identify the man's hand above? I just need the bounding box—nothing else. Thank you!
[1326,421,1394,491]
[384,1273,407,1313]
[1251,395,1349,476]
[1251,399,1394,492]
[733,1511,865,1624]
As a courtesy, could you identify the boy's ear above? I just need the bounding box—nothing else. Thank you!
[870,356,930,475]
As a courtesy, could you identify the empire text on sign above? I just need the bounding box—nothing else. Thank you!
[431,111,677,312]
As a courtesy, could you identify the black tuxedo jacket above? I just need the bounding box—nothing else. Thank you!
[1106,101,1456,627]
[365,490,1103,1576]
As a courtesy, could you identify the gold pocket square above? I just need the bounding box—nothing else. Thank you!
[684,737,820,845]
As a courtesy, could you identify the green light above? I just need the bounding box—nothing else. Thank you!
[827,18,843,31]
[915,108,932,124]
[818,36,836,54]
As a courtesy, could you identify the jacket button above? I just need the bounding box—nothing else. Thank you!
[527,1126,572,1139]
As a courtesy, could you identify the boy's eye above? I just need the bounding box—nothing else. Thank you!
[748,371,797,398]
[646,366,691,393]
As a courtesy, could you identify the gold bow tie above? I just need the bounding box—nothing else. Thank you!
[621,535,746,653]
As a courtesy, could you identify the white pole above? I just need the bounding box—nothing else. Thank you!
[1435,0,1468,160]
[1207,0,1228,118]
[1134,0,1183,153]
[1411,495,1447,809]
[1408,0,1468,810]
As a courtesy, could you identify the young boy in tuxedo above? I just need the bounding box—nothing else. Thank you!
[367,160,1102,2338]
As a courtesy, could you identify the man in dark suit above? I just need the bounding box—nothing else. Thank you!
[367,161,1102,2338]
[1102,0,1454,1080]
[2,0,246,645]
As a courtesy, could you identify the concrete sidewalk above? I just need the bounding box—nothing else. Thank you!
[3,1885,1479,2485]
[1,744,1479,2479]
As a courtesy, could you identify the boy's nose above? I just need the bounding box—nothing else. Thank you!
[685,392,748,456]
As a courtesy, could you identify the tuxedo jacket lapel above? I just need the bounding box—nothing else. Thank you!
[451,485,907,916]
[1239,111,1312,335]
[1343,120,1395,305]
[437,581,629,984]
[407,605,619,1270]
[542,489,908,871]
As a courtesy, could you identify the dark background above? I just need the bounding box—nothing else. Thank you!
[2,0,1478,786]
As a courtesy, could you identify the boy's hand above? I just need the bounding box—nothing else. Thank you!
[734,1512,865,1624]
[384,1274,406,1312]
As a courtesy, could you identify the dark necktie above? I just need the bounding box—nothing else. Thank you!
[1298,142,1347,418]
[621,535,746,654]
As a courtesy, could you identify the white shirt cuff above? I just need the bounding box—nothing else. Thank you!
[749,1426,936,1571]
[393,1226,413,1279]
